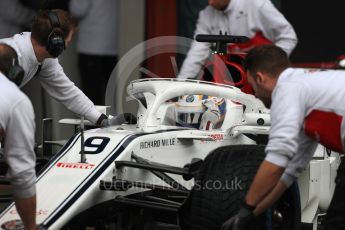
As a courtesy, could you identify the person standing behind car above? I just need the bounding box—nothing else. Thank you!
[0,44,37,230]
[69,0,120,106]
[177,0,297,79]
[0,9,121,126]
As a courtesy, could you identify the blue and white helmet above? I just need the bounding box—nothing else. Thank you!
[175,95,205,128]
[175,95,226,129]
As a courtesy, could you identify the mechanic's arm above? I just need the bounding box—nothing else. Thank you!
[247,83,312,210]
[256,0,298,55]
[38,60,103,124]
[178,10,212,79]
[221,83,307,229]
[38,61,132,126]
[5,98,37,229]
[245,160,284,208]
[221,160,285,230]
[14,195,36,230]
[254,136,317,215]
[245,161,285,207]
[246,83,307,207]
[254,180,287,215]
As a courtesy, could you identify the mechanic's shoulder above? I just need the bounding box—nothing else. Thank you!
[0,36,15,48]
[0,78,28,108]
[276,79,306,94]
[0,32,30,59]
[8,87,29,104]
[9,91,33,118]
[0,32,28,43]
[15,95,34,114]
[277,68,305,82]
[200,5,215,17]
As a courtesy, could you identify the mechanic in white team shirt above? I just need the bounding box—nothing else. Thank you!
[178,0,297,79]
[0,44,36,230]
[221,45,345,230]
[0,9,125,126]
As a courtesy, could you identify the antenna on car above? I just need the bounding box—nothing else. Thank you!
[80,116,87,163]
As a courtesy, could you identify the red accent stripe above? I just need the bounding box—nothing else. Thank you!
[206,121,212,130]
[304,110,343,152]
[228,31,272,53]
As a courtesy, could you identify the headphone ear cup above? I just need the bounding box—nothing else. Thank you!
[46,30,65,58]
[8,66,24,86]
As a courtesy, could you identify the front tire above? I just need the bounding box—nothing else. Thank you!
[180,145,300,230]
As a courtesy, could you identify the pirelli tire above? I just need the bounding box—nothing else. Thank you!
[180,145,301,230]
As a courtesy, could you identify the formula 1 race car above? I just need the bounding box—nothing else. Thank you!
[0,79,339,230]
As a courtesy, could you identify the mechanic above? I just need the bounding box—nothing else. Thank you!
[178,0,297,79]
[0,44,37,230]
[0,9,124,126]
[221,45,345,230]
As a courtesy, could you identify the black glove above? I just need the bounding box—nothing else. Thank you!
[96,113,108,126]
[98,113,137,127]
[220,201,255,230]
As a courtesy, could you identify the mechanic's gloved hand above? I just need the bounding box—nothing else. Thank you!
[220,201,255,230]
[97,113,137,127]
[199,109,220,130]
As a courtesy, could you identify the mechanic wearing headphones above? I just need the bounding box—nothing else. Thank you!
[221,45,345,230]
[0,44,36,230]
[0,9,125,127]
[178,0,297,79]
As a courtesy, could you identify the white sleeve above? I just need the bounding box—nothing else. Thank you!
[256,0,298,55]
[178,9,212,79]
[5,98,36,198]
[38,59,102,124]
[280,133,318,187]
[266,82,319,187]
[265,83,307,168]
[69,0,92,18]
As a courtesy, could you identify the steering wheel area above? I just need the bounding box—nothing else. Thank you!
[196,34,254,94]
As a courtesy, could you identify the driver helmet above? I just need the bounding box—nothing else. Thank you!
[175,95,205,128]
[175,95,226,129]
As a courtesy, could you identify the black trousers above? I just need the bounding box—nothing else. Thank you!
[324,157,345,229]
[78,54,117,106]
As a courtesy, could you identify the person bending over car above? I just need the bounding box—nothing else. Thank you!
[0,9,125,126]
[0,44,37,230]
[178,0,297,79]
[221,45,345,230]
